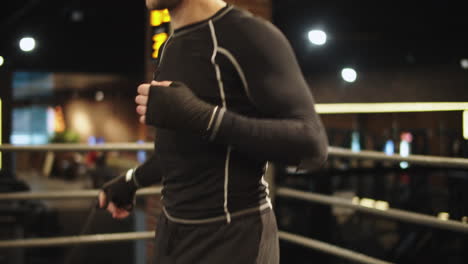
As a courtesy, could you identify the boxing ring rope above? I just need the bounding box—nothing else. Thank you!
[276,187,468,234]
[2,143,468,168]
[277,232,394,264]
[0,143,154,152]
[0,230,393,264]
[0,186,161,200]
[0,229,393,264]
[1,186,466,233]
[328,146,468,169]
[0,231,155,248]
[1,144,467,264]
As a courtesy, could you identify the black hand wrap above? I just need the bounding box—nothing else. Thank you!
[146,81,215,137]
[101,169,139,211]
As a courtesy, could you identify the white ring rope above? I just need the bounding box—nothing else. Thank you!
[277,187,468,234]
[1,144,467,168]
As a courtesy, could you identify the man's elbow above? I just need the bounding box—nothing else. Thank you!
[299,127,329,170]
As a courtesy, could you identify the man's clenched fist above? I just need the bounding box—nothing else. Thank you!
[136,81,172,124]
[134,81,216,138]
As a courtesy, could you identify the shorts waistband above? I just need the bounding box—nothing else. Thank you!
[162,202,272,225]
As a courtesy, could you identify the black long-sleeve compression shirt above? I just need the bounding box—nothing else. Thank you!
[135,5,328,223]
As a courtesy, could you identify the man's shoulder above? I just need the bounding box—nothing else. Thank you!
[222,6,268,26]
[217,6,284,45]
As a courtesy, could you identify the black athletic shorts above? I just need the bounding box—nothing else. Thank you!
[153,208,279,264]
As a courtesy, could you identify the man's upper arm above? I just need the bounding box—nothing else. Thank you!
[228,18,316,118]
[213,17,328,166]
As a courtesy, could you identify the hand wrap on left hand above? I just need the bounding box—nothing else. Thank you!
[101,169,139,211]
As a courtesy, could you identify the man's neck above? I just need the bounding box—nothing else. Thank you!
[169,0,227,30]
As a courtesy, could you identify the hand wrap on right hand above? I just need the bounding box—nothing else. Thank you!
[145,81,215,136]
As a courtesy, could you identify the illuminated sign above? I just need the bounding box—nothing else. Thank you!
[54,106,66,133]
[152,33,168,59]
[464,110,468,140]
[399,132,413,169]
[384,140,395,156]
[315,102,468,114]
[151,9,170,27]
[150,10,171,59]
[0,99,2,169]
[351,131,360,152]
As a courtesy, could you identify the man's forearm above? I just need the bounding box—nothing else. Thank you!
[133,154,163,187]
[211,108,328,165]
[143,82,328,166]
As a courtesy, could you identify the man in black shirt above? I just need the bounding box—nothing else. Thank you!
[99,0,328,263]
